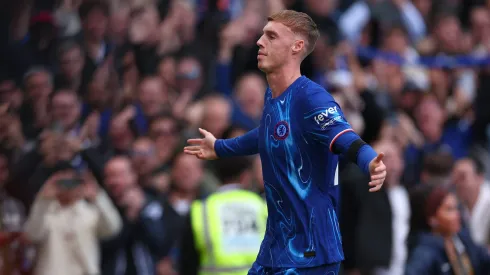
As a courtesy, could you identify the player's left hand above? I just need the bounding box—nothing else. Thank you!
[368,153,386,192]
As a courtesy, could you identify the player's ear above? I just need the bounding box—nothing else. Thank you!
[291,39,304,55]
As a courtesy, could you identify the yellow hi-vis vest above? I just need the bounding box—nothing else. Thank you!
[190,188,267,275]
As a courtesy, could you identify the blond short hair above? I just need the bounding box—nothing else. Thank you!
[268,10,320,57]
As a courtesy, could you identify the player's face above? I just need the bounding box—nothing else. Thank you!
[256,21,296,73]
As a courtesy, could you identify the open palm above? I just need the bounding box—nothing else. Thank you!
[184,128,218,160]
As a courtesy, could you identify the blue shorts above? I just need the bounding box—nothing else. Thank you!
[248,262,340,275]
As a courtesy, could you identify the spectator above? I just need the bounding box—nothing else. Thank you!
[130,137,161,191]
[54,40,85,93]
[406,184,490,275]
[341,140,410,275]
[138,76,169,122]
[233,72,266,121]
[200,94,232,139]
[148,113,182,166]
[78,0,111,70]
[101,156,168,275]
[20,67,54,140]
[169,153,209,216]
[24,163,121,275]
[2,1,490,274]
[179,156,267,275]
[452,157,490,248]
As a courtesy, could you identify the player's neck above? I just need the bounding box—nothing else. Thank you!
[266,66,302,98]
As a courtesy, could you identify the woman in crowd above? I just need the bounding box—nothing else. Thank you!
[406,183,490,275]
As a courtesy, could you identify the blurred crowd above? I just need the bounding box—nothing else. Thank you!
[0,0,490,274]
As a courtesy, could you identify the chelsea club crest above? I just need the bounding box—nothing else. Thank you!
[274,121,289,140]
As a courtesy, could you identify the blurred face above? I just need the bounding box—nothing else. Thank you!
[104,158,137,200]
[131,139,158,177]
[138,78,167,118]
[25,71,53,100]
[0,155,9,186]
[149,117,180,163]
[51,91,81,129]
[415,96,444,142]
[109,8,129,41]
[201,98,231,138]
[83,8,108,41]
[158,57,176,87]
[435,16,462,52]
[235,75,265,119]
[60,47,84,80]
[452,159,481,203]
[176,58,202,93]
[471,8,490,43]
[55,170,83,204]
[431,193,461,236]
[384,29,408,55]
[171,154,203,193]
[109,120,134,151]
[257,21,298,73]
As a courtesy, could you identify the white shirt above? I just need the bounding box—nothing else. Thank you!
[469,181,490,246]
[24,191,122,275]
[374,185,411,275]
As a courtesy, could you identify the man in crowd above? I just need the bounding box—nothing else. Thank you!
[179,156,267,275]
[24,162,121,275]
[452,157,490,249]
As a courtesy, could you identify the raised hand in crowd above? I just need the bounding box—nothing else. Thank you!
[82,172,99,202]
[39,172,63,200]
[39,130,63,166]
[396,112,424,148]
[158,3,184,55]
[218,18,247,61]
[80,111,101,142]
[113,105,136,129]
[172,89,193,120]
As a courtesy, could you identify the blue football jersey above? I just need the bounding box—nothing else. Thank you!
[215,76,355,268]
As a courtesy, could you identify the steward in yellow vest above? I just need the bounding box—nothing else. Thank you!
[179,156,267,275]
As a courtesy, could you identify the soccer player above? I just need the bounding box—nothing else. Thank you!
[184,10,387,275]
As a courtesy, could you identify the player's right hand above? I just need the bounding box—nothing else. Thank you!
[184,128,218,160]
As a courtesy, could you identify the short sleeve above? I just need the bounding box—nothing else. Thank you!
[301,88,353,151]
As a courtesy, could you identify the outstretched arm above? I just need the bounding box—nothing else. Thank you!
[184,127,259,160]
[214,127,259,157]
[301,88,386,191]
